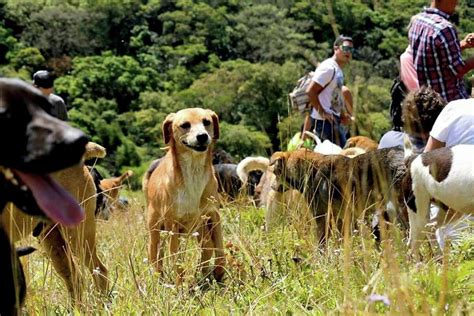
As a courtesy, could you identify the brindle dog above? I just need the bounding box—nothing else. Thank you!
[270,147,407,244]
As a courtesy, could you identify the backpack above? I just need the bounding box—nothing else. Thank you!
[389,76,407,131]
[288,69,335,114]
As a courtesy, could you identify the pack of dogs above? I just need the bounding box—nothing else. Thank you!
[1,77,472,312]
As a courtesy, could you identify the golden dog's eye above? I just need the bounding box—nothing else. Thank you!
[180,122,191,129]
[203,119,211,126]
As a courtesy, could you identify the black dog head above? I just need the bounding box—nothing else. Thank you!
[0,78,88,225]
[247,170,263,197]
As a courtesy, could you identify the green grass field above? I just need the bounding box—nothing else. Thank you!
[22,190,473,315]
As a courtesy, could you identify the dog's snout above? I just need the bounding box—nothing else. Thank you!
[63,127,88,148]
[196,133,209,144]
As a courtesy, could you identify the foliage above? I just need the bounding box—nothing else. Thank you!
[1,0,473,173]
[9,46,45,73]
[218,122,272,160]
[19,5,107,59]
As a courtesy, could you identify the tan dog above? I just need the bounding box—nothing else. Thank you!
[344,136,378,152]
[144,108,225,282]
[2,142,108,302]
[98,170,133,219]
[256,168,313,235]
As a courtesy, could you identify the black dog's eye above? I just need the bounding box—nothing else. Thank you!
[180,122,191,129]
[203,119,211,126]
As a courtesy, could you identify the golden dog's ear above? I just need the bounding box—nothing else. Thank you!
[162,113,175,144]
[208,110,219,140]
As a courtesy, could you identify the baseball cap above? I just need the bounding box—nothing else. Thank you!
[33,70,54,89]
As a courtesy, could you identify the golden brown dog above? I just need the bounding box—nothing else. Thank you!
[144,108,225,282]
[98,170,133,219]
[344,136,379,152]
[2,142,108,302]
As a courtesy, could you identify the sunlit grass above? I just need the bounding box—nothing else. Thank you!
[22,190,473,314]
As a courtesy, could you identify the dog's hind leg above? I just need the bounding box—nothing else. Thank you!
[148,221,163,274]
[40,226,83,304]
[83,237,108,295]
[407,188,431,261]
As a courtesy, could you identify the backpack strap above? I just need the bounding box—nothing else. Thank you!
[322,68,336,91]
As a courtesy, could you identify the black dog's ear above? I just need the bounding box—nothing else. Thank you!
[162,113,175,145]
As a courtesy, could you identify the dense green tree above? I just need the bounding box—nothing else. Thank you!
[55,52,161,113]
[20,5,107,59]
[229,4,315,64]
[218,122,272,160]
[2,0,473,176]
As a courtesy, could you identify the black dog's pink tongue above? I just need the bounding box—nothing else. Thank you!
[15,171,84,226]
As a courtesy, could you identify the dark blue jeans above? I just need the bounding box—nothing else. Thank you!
[314,116,346,147]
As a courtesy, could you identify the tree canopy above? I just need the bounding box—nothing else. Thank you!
[1,0,473,180]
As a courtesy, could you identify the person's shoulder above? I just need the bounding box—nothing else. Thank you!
[316,58,338,73]
[448,98,474,112]
[48,93,65,104]
[318,58,335,68]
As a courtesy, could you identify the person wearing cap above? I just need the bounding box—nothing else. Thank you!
[303,35,354,147]
[33,70,68,121]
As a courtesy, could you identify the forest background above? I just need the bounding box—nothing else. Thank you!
[1,0,473,187]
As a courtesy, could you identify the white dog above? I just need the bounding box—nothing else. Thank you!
[236,156,269,185]
[405,144,474,260]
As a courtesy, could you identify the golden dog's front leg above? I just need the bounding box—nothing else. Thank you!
[198,222,214,280]
[209,211,225,282]
[168,223,183,285]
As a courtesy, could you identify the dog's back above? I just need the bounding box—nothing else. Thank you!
[408,145,474,213]
[213,163,240,198]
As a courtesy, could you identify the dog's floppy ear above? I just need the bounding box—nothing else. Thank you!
[207,110,219,140]
[269,152,286,176]
[162,113,175,144]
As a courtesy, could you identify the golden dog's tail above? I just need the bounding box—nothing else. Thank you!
[236,156,270,184]
[84,142,107,160]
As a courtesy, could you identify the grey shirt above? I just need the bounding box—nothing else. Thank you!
[48,93,68,121]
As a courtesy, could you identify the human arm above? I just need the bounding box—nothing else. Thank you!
[306,81,333,122]
[457,56,474,78]
[423,136,445,152]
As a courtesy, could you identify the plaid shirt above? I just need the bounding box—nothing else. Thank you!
[408,8,468,102]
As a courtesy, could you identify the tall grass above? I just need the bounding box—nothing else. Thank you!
[22,190,473,314]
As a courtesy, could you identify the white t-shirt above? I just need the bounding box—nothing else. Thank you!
[430,98,474,147]
[310,58,344,120]
[378,130,404,149]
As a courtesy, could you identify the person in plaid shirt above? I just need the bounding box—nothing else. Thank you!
[409,0,474,102]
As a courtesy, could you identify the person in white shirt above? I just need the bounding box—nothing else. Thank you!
[304,35,354,147]
[424,98,474,151]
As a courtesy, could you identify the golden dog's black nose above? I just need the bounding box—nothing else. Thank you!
[196,133,209,144]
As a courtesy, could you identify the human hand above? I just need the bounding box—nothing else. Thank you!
[461,33,474,49]
[321,111,334,122]
[340,112,353,125]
